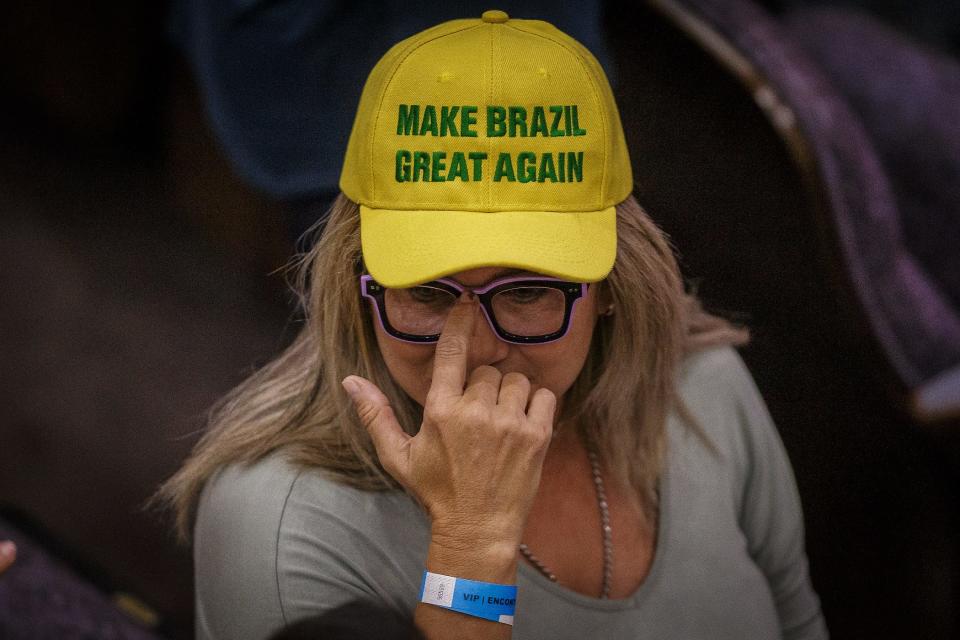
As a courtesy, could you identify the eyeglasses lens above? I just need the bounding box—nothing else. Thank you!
[383,284,566,338]
[384,285,456,336]
[491,287,565,336]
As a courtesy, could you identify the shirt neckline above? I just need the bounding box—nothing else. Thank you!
[516,461,671,611]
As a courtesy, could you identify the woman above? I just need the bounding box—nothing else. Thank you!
[155,10,827,640]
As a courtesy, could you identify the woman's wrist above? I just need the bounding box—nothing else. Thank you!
[427,530,519,584]
[430,513,525,547]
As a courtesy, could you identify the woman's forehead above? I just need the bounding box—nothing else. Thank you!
[443,267,541,286]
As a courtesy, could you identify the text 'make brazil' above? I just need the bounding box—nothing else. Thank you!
[393,104,587,184]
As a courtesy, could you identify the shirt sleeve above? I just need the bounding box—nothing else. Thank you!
[273,470,428,623]
[723,350,830,640]
[193,452,429,640]
[193,457,293,640]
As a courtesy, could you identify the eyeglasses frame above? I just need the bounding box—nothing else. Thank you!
[360,274,588,345]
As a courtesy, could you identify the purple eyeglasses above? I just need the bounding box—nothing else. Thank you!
[360,274,588,345]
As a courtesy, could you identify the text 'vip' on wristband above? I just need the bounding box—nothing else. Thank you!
[420,571,517,625]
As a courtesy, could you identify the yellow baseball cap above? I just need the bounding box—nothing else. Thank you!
[339,9,632,288]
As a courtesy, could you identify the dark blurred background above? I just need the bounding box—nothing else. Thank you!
[0,1,958,639]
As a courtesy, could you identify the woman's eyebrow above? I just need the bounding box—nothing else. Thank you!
[492,268,534,279]
[446,268,535,286]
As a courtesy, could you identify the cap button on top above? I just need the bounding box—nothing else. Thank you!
[481,10,509,23]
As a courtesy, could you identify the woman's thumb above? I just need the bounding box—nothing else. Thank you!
[341,376,410,476]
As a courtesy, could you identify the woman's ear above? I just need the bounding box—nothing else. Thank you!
[596,281,615,317]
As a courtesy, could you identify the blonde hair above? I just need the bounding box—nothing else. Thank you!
[150,193,748,543]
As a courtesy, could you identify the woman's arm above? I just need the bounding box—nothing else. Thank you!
[344,294,555,640]
[414,537,517,640]
[726,353,829,640]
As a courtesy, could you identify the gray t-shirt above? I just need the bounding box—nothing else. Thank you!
[193,346,828,639]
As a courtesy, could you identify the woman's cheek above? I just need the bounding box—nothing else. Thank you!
[523,342,588,400]
[373,329,435,405]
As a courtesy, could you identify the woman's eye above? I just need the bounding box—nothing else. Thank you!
[502,287,548,303]
[408,286,449,304]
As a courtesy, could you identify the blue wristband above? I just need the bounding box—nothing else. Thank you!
[419,571,517,625]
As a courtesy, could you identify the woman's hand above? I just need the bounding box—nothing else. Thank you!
[342,293,556,548]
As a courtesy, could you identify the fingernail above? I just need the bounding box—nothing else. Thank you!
[341,377,361,395]
[0,541,15,557]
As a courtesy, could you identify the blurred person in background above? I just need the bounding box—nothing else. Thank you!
[168,0,613,244]
[0,541,14,577]
[266,600,425,640]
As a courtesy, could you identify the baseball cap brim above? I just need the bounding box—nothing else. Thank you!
[359,205,617,288]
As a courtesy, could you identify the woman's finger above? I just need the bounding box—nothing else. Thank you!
[0,541,16,576]
[526,387,557,439]
[462,365,502,406]
[342,376,410,478]
[497,372,531,414]
[428,293,476,404]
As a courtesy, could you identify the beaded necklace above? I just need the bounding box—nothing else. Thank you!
[518,434,613,599]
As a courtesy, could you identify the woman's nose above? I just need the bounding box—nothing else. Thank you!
[465,303,510,371]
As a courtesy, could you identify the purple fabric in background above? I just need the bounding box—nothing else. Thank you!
[680,0,960,398]
[783,6,960,315]
[0,516,165,640]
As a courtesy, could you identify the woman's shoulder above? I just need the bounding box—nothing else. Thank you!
[193,451,301,638]
[671,345,780,466]
[195,450,301,552]
[677,344,757,396]
[196,449,426,548]
[194,450,429,637]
